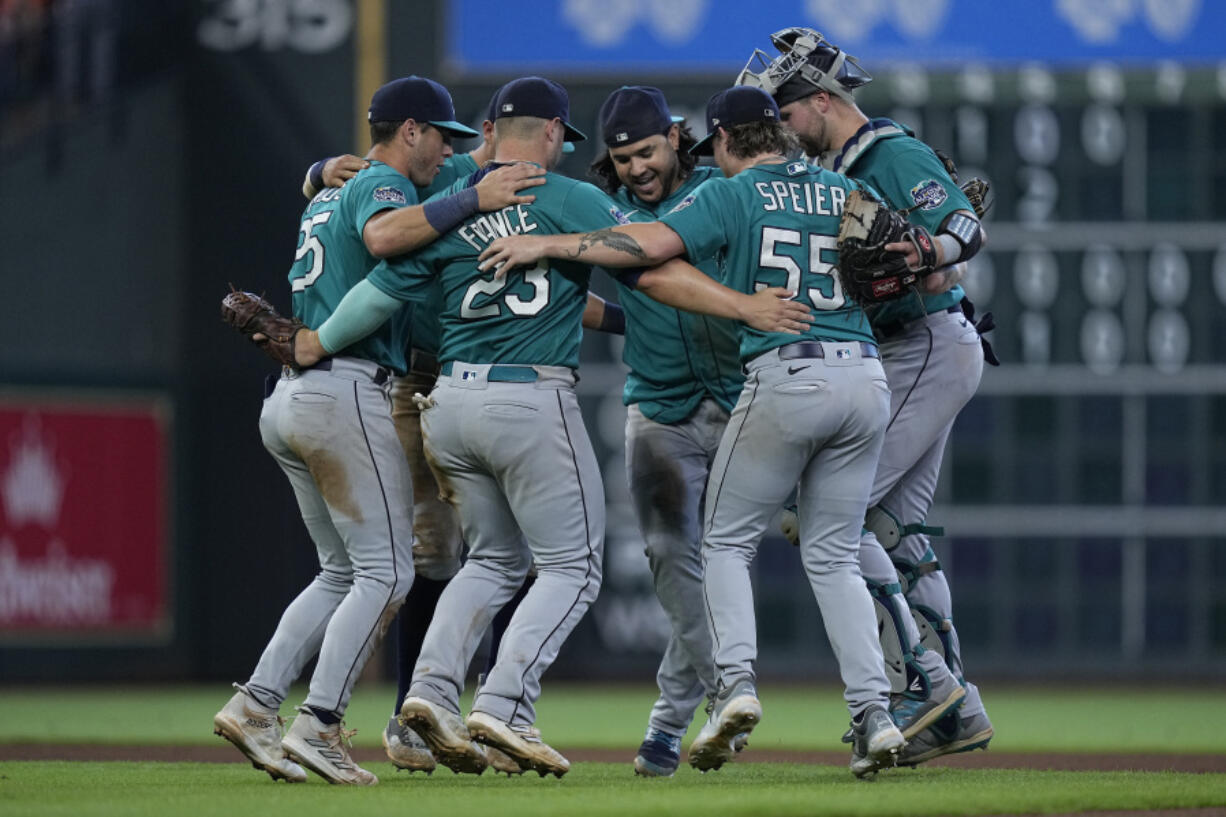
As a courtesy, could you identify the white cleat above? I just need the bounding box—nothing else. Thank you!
[688,680,762,773]
[400,696,488,775]
[383,715,437,774]
[466,711,570,778]
[847,704,906,779]
[212,685,307,783]
[281,707,378,785]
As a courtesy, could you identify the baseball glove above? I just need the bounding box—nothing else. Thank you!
[934,148,992,219]
[836,189,935,306]
[959,176,992,219]
[221,286,304,368]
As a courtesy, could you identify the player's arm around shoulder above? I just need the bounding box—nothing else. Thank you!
[634,257,814,334]
[478,181,684,275]
[302,154,370,199]
[355,163,546,259]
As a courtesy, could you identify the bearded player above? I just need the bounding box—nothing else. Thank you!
[739,28,994,764]
[589,85,745,777]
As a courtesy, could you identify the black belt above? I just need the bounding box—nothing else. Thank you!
[777,341,879,361]
[408,348,439,376]
[311,358,391,385]
[875,304,961,340]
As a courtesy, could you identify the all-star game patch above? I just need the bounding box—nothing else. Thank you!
[373,186,408,205]
[909,179,948,210]
[609,206,632,225]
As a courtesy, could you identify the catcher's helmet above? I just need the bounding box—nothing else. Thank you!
[736,27,872,107]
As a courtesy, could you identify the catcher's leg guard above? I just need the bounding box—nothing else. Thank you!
[895,547,958,671]
[865,505,944,553]
[866,577,931,696]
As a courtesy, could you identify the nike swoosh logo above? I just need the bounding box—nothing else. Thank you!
[787,365,811,375]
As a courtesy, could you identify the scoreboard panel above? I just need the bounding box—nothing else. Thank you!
[574,63,1226,676]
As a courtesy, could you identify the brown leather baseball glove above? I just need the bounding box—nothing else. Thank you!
[221,286,304,368]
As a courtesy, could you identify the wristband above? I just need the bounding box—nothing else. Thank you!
[307,158,330,197]
[423,186,480,234]
[598,302,626,335]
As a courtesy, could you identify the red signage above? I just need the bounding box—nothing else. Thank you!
[0,395,172,642]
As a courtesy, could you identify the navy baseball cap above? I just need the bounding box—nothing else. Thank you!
[485,88,574,153]
[690,86,781,155]
[493,76,587,142]
[598,86,685,148]
[368,76,479,138]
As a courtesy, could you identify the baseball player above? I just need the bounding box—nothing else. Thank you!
[479,85,915,778]
[587,85,743,778]
[298,93,588,776]
[738,27,994,763]
[293,76,812,777]
[212,75,485,786]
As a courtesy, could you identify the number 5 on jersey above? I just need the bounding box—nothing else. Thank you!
[756,228,845,310]
[292,212,333,292]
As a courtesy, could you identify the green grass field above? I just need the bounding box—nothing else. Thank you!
[2,683,1224,816]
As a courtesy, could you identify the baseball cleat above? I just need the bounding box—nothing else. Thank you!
[898,707,994,766]
[382,715,436,774]
[889,668,966,740]
[483,744,526,777]
[687,679,762,772]
[466,710,570,778]
[212,685,307,783]
[633,727,683,777]
[281,707,378,785]
[400,696,489,775]
[846,703,906,779]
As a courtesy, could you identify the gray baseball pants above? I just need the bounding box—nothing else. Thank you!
[703,342,891,718]
[625,399,728,737]
[247,357,415,716]
[391,371,462,581]
[859,307,986,715]
[409,363,604,728]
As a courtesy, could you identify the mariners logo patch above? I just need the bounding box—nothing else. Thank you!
[609,206,632,225]
[373,186,407,205]
[909,179,947,211]
[667,194,696,215]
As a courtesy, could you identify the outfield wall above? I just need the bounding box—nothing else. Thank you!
[0,0,1223,683]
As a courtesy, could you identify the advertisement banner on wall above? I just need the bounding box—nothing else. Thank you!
[0,394,172,644]
[446,0,1226,74]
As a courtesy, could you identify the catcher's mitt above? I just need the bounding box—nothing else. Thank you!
[221,286,304,368]
[836,189,935,305]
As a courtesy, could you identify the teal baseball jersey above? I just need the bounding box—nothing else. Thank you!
[612,165,744,423]
[402,152,483,357]
[290,160,421,373]
[659,160,875,363]
[825,118,971,326]
[418,152,480,200]
[369,165,632,369]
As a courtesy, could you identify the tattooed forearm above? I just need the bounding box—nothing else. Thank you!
[567,229,648,262]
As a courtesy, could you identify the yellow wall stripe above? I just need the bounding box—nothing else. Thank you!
[354,0,387,153]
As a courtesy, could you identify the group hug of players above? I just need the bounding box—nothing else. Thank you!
[211,26,996,786]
